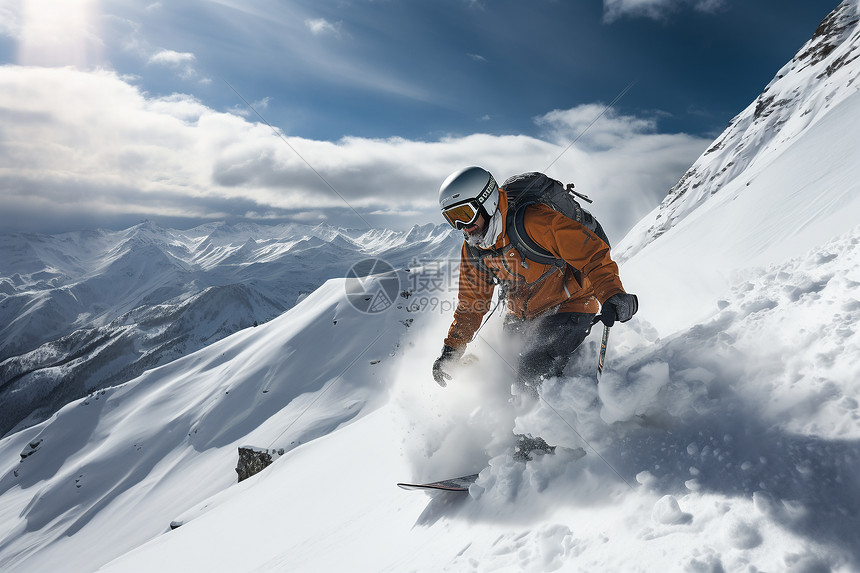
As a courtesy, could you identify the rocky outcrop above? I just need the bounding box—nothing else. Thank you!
[616,1,860,262]
[236,446,285,482]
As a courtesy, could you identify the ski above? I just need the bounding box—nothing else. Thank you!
[398,446,586,492]
[397,473,479,492]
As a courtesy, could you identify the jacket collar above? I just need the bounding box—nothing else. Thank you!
[481,190,510,250]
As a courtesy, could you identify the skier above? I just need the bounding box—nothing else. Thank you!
[432,166,638,406]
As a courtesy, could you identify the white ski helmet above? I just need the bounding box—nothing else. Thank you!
[438,166,499,229]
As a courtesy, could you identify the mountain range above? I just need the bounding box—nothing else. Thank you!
[1,1,859,571]
[0,221,459,437]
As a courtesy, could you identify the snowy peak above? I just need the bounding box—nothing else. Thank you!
[755,0,859,126]
[403,222,445,243]
[617,0,860,261]
[795,0,860,74]
[0,220,459,438]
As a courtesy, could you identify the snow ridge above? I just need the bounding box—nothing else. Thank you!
[617,0,860,262]
[0,220,459,437]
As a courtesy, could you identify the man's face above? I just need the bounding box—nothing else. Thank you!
[462,212,486,239]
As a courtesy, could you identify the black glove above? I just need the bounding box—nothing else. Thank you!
[432,345,463,387]
[601,293,638,327]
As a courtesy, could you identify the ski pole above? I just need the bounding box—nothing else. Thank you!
[598,323,610,377]
[591,314,609,377]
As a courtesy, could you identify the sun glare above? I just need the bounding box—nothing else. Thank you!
[17,0,102,67]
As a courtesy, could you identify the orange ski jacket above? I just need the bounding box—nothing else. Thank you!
[443,190,626,350]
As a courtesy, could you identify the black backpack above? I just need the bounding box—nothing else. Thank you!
[465,172,610,288]
[501,172,610,266]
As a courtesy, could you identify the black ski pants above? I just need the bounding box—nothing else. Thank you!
[503,311,596,395]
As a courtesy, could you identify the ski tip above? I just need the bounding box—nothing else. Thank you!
[397,473,480,492]
[397,482,470,492]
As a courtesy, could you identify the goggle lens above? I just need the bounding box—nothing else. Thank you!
[442,201,480,229]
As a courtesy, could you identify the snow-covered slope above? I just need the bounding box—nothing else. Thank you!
[0,220,459,437]
[97,227,860,573]
[4,224,856,573]
[615,0,860,335]
[2,2,860,572]
[618,0,860,262]
[0,277,422,572]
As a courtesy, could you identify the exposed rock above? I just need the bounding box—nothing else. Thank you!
[615,1,860,264]
[236,446,285,482]
[19,438,42,460]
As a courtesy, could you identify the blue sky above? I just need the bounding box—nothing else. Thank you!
[0,0,841,238]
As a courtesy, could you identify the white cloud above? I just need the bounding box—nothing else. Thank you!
[0,5,21,38]
[147,49,200,80]
[231,96,270,118]
[468,53,488,63]
[533,104,710,237]
[603,0,726,22]
[0,66,709,240]
[536,104,658,150]
[148,49,196,66]
[305,18,343,37]
[694,0,726,12]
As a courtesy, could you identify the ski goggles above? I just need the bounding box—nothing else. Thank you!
[442,200,483,230]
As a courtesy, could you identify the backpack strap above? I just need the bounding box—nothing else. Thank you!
[509,202,566,268]
[510,202,607,288]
